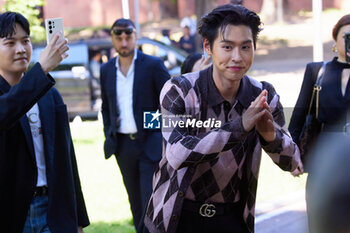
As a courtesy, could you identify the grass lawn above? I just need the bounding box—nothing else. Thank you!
[71,121,135,233]
[71,120,306,233]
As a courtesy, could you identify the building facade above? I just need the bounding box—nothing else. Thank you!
[0,0,348,28]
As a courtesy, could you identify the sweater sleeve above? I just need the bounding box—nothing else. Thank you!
[160,78,249,170]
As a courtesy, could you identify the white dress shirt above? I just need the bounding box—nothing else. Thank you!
[115,49,138,134]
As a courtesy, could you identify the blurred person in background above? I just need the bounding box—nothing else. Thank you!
[88,49,102,110]
[289,14,350,232]
[180,10,197,37]
[0,12,89,233]
[100,18,170,230]
[160,29,171,46]
[179,25,196,54]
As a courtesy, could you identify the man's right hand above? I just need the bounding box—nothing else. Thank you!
[38,32,69,74]
[242,90,276,142]
[191,55,211,73]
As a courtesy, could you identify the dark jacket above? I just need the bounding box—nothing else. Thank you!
[100,50,170,160]
[289,57,350,143]
[0,63,89,233]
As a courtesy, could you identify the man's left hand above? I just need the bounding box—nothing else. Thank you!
[256,97,276,142]
[243,90,276,142]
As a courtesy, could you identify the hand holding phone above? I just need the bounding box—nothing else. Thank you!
[39,17,69,73]
[45,17,64,44]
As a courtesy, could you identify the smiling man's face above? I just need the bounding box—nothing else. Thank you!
[0,23,32,79]
[205,24,254,83]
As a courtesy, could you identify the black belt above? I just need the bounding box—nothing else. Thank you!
[182,199,240,218]
[34,186,48,196]
[117,133,137,140]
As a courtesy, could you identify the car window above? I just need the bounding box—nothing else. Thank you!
[31,43,89,67]
[139,42,182,71]
[140,43,165,57]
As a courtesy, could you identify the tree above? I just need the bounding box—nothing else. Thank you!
[260,0,289,23]
[2,0,45,42]
[194,0,218,51]
[153,0,178,19]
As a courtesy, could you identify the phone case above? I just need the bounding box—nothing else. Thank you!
[345,33,350,62]
[45,17,64,44]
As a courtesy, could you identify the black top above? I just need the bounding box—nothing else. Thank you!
[289,57,350,143]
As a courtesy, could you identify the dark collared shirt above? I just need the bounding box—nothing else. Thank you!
[145,66,299,233]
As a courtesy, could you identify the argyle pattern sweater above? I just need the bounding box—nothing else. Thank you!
[144,66,300,233]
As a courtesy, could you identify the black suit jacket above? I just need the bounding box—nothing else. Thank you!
[100,50,170,160]
[0,63,89,233]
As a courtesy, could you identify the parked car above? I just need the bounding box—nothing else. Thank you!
[31,38,188,120]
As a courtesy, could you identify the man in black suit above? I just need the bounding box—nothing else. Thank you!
[100,18,170,229]
[0,12,89,233]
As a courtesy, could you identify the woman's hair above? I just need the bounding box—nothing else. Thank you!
[332,14,350,41]
[198,4,262,50]
[181,52,202,74]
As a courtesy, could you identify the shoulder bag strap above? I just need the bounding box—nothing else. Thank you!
[308,62,327,119]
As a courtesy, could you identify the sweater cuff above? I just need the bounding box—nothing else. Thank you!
[259,129,283,153]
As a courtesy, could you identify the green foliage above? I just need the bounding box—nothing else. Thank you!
[2,0,45,42]
[85,221,135,233]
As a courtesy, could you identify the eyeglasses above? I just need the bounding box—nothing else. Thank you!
[111,28,134,36]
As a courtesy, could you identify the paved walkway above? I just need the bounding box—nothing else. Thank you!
[252,53,311,233]
[255,191,308,233]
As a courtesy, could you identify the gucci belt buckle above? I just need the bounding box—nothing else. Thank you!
[199,203,216,217]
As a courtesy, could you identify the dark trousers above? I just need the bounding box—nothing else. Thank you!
[176,200,249,233]
[115,133,158,229]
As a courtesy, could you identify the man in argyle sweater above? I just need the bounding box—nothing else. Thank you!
[144,4,303,233]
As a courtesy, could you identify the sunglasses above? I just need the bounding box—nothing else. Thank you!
[112,28,134,36]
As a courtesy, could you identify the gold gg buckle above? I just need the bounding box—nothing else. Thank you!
[199,203,216,217]
[129,133,136,140]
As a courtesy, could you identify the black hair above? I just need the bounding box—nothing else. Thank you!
[0,12,30,38]
[111,18,135,30]
[181,52,202,74]
[198,4,262,49]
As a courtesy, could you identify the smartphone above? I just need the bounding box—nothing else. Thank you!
[45,17,64,44]
[345,33,350,62]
